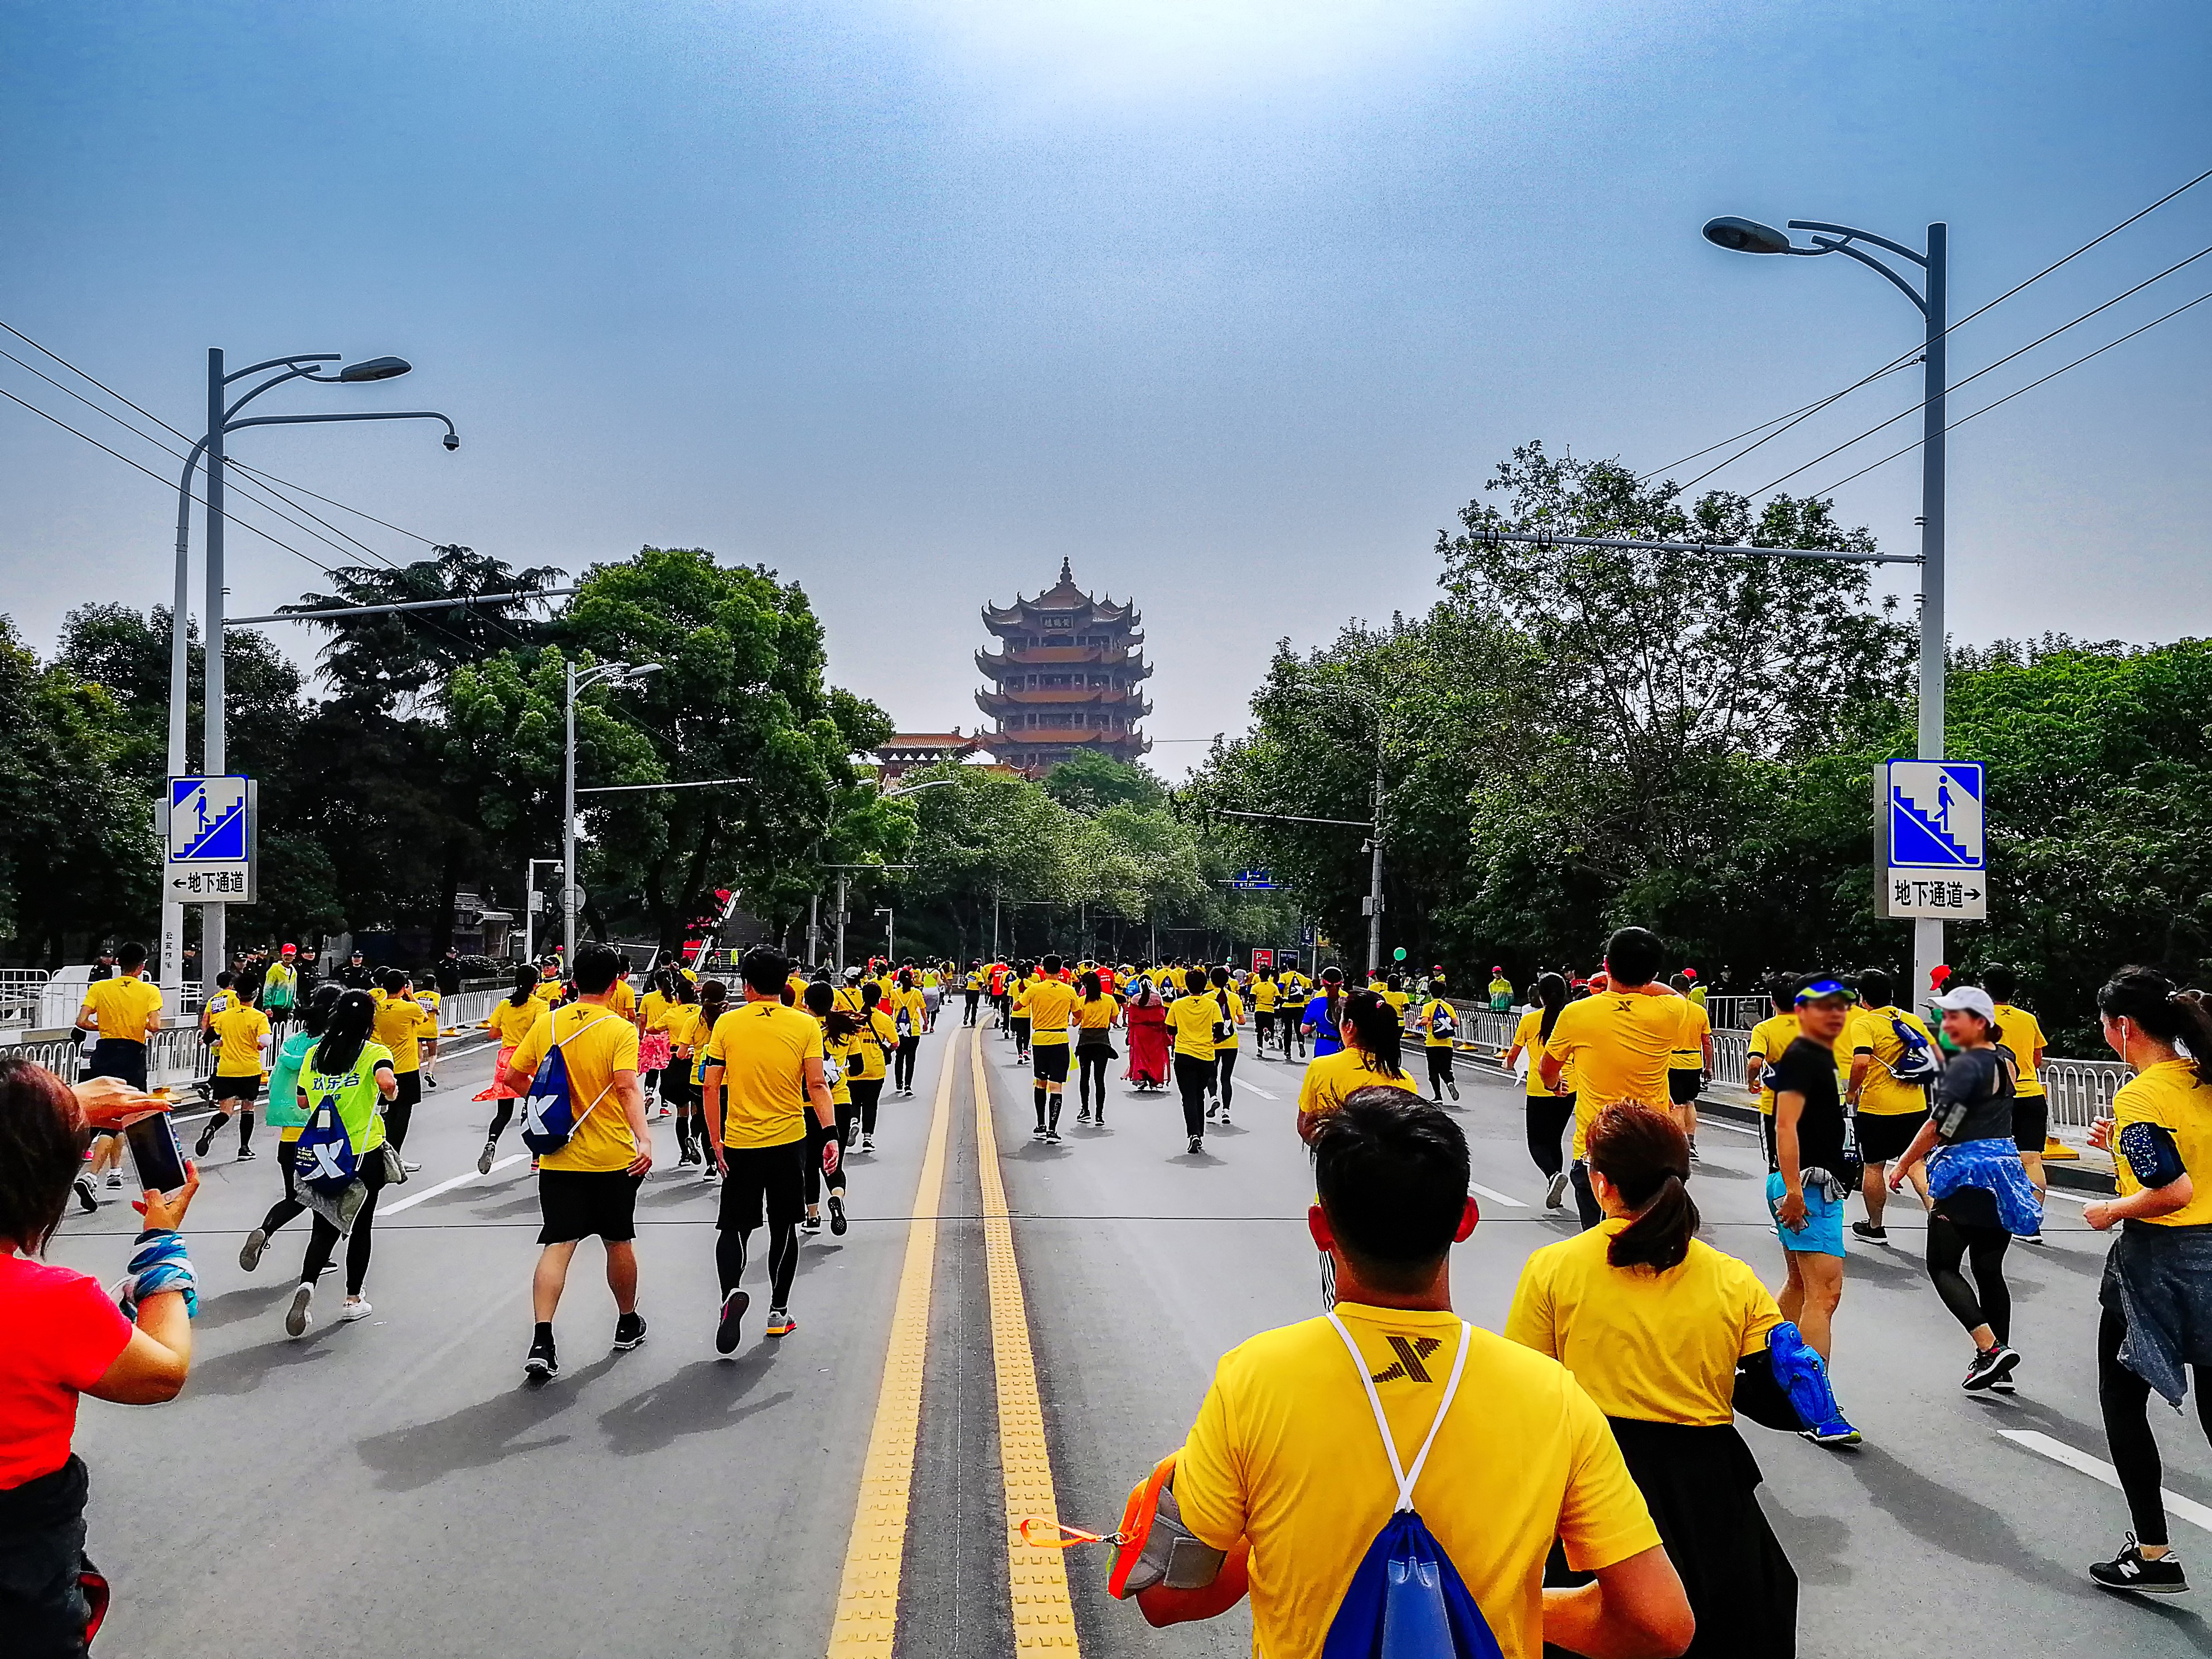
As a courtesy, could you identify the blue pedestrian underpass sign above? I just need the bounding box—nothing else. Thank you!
[1230,867,1276,889]
[166,775,256,903]
[1876,760,1985,920]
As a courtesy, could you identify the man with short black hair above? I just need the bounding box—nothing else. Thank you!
[1149,1089,1691,1657]
[74,940,163,1205]
[1767,978,1858,1399]
[1025,954,1080,1141]
[499,939,652,1380]
[701,946,838,1347]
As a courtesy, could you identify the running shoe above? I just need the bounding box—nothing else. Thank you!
[1851,1221,1890,1246]
[425,1073,439,1090]
[194,1120,218,1158]
[1206,1103,1219,1120]
[285,1282,314,1338]
[2018,1229,2047,1245]
[803,1214,823,1235]
[477,1142,497,1175]
[1187,1136,1203,1154]
[74,1176,98,1215]
[1076,1108,1091,1125]
[236,1145,256,1160]
[105,1170,123,1189]
[2092,1535,2187,1593]
[828,1195,848,1236]
[1045,1128,1061,1144]
[716,1289,749,1354]
[1962,1345,2021,1392]
[1032,1123,1048,1139]
[613,1311,648,1351]
[1217,1109,1230,1126]
[239,1228,269,1272]
[1445,1079,1459,1102]
[702,1164,721,1185]
[525,1331,560,1379]
[1545,1171,1570,1210]
[861,1134,875,1152]
[1799,1419,1862,1448]
[339,1299,373,1323]
[401,1160,422,1173]
[765,1308,797,1338]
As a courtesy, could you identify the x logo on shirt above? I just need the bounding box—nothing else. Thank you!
[1370,1333,1443,1384]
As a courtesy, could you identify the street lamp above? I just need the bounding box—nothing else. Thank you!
[1288,682,1388,974]
[1704,212,1949,1003]
[816,775,954,968]
[875,905,895,968]
[564,661,662,959]
[163,349,460,1003]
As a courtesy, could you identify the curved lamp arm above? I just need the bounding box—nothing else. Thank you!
[223,352,339,385]
[224,410,460,447]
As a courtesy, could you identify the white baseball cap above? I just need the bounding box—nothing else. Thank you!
[1932,985,1997,1022]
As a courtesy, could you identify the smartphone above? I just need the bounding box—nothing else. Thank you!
[124,1112,190,1198]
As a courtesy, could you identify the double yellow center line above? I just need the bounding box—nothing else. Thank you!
[826,1026,1083,1656]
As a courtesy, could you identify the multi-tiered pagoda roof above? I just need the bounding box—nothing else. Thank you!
[974,559,1152,775]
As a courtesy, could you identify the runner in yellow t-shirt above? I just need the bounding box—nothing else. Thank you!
[1023,955,1081,1141]
[1982,964,2051,1227]
[194,998,273,1161]
[1502,974,1575,1211]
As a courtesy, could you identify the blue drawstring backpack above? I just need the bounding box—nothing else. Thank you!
[521,1014,621,1155]
[293,1093,359,1194]
[1321,1315,1505,1659]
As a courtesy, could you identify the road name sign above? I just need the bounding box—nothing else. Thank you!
[166,775,256,903]
[1230,867,1276,889]
[1875,759,1986,920]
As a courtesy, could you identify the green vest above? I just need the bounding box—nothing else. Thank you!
[302,1040,393,1157]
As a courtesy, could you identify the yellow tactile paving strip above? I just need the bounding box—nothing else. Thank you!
[824,1026,961,1657]
[971,1030,1084,1655]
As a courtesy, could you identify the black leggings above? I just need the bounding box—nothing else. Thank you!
[1214,1049,1237,1108]
[964,991,980,1025]
[1426,1047,1454,1090]
[1927,1212,2011,1341]
[895,1036,920,1090]
[259,1138,307,1237]
[1526,1094,1574,1178]
[299,1155,388,1297]
[717,1216,798,1310]
[804,1117,846,1202]
[1570,1161,1603,1231]
[1175,1054,1215,1139]
[487,1096,517,1142]
[2100,1301,2212,1547]
[1078,1049,1111,1112]
[851,1078,884,1136]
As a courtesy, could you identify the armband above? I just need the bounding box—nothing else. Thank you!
[1109,1454,1225,1599]
[2118,1122,2187,1191]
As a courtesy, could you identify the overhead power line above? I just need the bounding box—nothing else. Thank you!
[1808,283,2212,497]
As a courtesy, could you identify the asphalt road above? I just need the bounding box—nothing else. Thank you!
[44,1018,2212,1657]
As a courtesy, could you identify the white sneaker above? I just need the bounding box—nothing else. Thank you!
[1545,1171,1570,1210]
[401,1160,422,1173]
[285,1282,314,1338]
[339,1298,373,1323]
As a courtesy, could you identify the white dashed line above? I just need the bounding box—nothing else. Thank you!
[1468,1180,1527,1209]
[382,1153,530,1215]
[2002,1430,2212,1533]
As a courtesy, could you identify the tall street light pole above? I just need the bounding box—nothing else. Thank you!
[1704,215,1948,1005]
[165,348,458,1003]
[564,661,662,960]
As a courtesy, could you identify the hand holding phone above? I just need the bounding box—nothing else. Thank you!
[124,1112,191,1200]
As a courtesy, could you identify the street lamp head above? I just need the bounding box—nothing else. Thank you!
[442,432,460,452]
[337,356,413,382]
[1702,216,1796,255]
[624,663,663,682]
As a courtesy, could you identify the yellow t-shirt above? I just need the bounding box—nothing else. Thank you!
[1214,988,1244,1050]
[818,1019,854,1107]
[1381,987,1411,1016]
[1165,992,1221,1061]
[604,978,636,1017]
[641,991,673,1032]
[965,971,983,992]
[1297,1049,1420,1118]
[1419,998,1456,1049]
[83,974,163,1041]
[1542,991,1688,1118]
[1025,977,1080,1046]
[1510,1008,1555,1099]
[1505,1223,1782,1427]
[1747,1013,1800,1116]
[209,1003,270,1075]
[371,996,438,1074]
[506,1002,642,1173]
[833,983,867,1018]
[2113,1059,2212,1227]
[894,987,928,1033]
[851,1008,896,1081]
[1993,1003,2048,1098]
[1847,1005,1937,1116]
[1250,979,1280,1013]
[1010,978,1032,1018]
[532,977,564,1005]
[1670,998,1711,1072]
[1174,1306,1660,1659]
[663,1004,708,1052]
[1075,994,1119,1031]
[487,997,544,1049]
[704,1000,820,1150]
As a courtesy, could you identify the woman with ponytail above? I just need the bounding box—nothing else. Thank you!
[1296,990,1418,1142]
[2080,966,2212,1594]
[1301,966,1348,1058]
[1505,972,1575,1210]
[1507,1103,1801,1655]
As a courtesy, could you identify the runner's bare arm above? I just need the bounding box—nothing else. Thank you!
[1541,1542,1694,1658]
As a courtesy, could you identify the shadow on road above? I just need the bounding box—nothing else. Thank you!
[194,1281,296,1332]
[595,1358,793,1457]
[353,1352,623,1490]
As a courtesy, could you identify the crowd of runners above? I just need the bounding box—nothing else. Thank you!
[6,924,2211,1654]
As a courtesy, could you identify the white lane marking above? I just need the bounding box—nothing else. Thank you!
[2002,1429,2212,1533]
[1468,1180,1527,1209]
[1237,1083,1278,1100]
[381,1153,530,1214]
[2039,1188,2093,1205]
[1697,1117,1760,1136]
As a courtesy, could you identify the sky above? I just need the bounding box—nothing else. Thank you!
[3,1,2208,777]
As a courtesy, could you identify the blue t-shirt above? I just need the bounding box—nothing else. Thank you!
[1303,993,1342,1057]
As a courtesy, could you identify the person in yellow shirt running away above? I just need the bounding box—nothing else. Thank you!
[498,941,652,1382]
[371,970,440,1170]
[193,995,272,1163]
[1540,928,1694,1231]
[1980,963,2052,1241]
[1840,967,1938,1248]
[1023,954,1081,1142]
[1415,985,1461,1104]
[1121,1089,1692,1659]
[701,946,839,1350]
[1743,977,1802,1169]
[1508,1103,1846,1652]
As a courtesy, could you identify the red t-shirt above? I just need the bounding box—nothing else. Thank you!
[0,1250,133,1489]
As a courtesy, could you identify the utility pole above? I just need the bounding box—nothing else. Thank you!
[1365,754,1385,975]
[837,872,848,972]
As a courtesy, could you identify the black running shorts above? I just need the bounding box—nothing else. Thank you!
[1855,1107,1928,1165]
[1667,1068,1703,1105]
[2012,1095,2050,1152]
[1031,1044,1070,1083]
[391,1070,424,1109]
[718,1138,808,1234]
[537,1168,644,1244]
[84,1038,148,1092]
[212,1072,263,1103]
[1426,1046,1454,1081]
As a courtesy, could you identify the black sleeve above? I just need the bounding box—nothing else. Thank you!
[2119,1122,2188,1191]
[1731,1348,1802,1433]
[1767,1045,1815,1102]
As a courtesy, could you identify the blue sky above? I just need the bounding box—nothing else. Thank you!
[3,1,2208,774]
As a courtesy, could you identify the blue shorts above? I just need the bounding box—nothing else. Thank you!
[1766,1170,1847,1258]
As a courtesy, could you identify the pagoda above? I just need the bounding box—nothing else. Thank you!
[974,559,1153,774]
